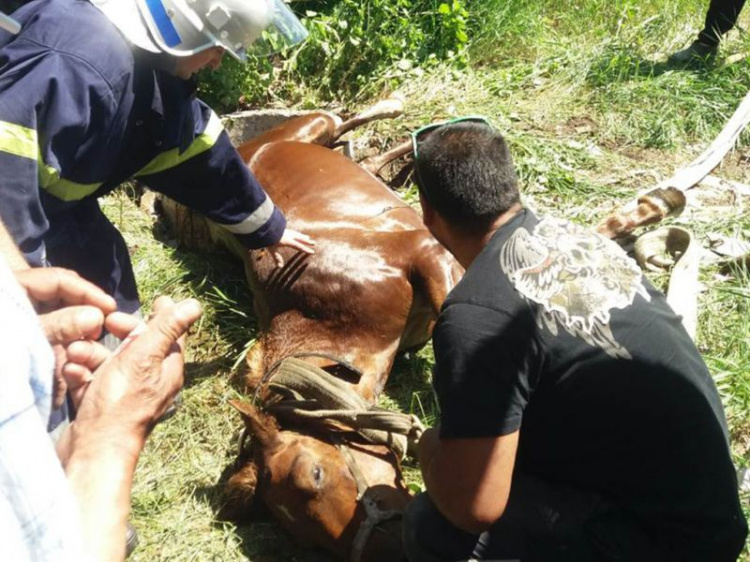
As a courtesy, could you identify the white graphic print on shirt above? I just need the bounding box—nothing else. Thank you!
[500,217,650,359]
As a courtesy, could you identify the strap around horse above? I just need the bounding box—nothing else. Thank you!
[253,351,364,403]
[260,357,424,458]
[331,435,404,562]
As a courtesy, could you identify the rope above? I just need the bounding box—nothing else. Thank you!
[253,351,363,403]
[263,357,424,459]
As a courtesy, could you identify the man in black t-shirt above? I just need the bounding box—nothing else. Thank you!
[403,120,747,561]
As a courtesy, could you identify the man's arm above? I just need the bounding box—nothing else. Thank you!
[135,100,314,266]
[418,427,519,534]
[11,264,200,561]
[58,297,202,561]
[423,302,536,534]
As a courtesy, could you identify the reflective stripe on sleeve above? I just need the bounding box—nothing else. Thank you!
[217,196,275,235]
[0,121,102,201]
[0,121,37,160]
[136,111,224,176]
[39,164,102,201]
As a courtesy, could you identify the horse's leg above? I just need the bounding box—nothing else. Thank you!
[332,94,405,139]
[596,187,686,239]
[237,95,405,162]
[358,139,413,177]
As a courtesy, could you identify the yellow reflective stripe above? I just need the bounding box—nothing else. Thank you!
[39,162,102,201]
[0,121,102,201]
[0,121,38,160]
[136,111,224,177]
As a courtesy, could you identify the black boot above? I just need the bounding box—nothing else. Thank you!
[668,40,718,66]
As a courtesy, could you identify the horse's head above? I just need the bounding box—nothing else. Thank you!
[223,400,411,562]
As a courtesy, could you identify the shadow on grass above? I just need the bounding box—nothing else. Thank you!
[586,48,725,87]
[183,357,236,389]
[144,208,262,386]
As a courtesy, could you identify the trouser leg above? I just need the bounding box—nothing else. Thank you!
[403,474,658,562]
[699,0,746,46]
[403,493,503,562]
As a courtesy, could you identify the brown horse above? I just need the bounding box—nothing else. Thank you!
[165,101,462,560]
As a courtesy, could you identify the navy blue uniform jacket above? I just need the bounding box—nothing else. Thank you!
[0,0,286,312]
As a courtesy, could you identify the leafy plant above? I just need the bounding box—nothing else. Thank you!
[199,0,470,110]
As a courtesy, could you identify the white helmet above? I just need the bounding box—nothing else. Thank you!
[91,0,307,61]
[0,11,20,34]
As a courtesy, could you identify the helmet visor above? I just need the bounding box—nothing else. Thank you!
[212,0,308,61]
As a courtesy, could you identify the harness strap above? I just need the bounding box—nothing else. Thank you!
[254,352,363,403]
[334,439,403,562]
[268,401,425,459]
[265,358,425,458]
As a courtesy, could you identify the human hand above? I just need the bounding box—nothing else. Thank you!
[66,297,202,458]
[61,311,142,410]
[15,267,118,406]
[15,267,117,315]
[267,228,315,268]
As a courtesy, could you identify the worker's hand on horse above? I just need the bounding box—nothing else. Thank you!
[268,228,316,268]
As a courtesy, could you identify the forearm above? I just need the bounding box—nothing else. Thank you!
[61,424,144,562]
[417,427,517,534]
[139,133,286,248]
[417,426,440,494]
[0,218,29,270]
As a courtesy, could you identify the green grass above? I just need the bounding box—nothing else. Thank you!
[101,0,750,558]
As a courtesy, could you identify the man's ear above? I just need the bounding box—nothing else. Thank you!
[419,191,436,228]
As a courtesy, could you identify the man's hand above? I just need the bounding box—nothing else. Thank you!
[60,296,201,562]
[68,296,202,449]
[60,311,142,410]
[15,267,117,314]
[268,228,315,268]
[15,267,118,406]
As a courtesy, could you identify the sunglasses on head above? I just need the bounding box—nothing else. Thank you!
[411,116,491,203]
[411,115,491,162]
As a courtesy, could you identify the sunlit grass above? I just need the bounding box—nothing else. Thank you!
[101,0,750,558]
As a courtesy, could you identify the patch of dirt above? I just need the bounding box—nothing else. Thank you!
[713,147,750,184]
[557,115,598,137]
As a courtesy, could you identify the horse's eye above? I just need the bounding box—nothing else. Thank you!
[313,466,323,487]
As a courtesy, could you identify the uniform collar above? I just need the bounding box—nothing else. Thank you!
[133,48,198,152]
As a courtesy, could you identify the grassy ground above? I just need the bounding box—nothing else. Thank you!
[103,1,750,559]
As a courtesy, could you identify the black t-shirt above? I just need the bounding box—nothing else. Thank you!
[433,209,746,559]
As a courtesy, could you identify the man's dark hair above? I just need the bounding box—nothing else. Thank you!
[415,122,520,233]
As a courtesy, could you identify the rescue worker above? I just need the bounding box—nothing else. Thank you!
[0,0,315,318]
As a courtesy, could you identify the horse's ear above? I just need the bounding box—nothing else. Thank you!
[221,460,260,522]
[221,400,279,521]
[228,399,278,445]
